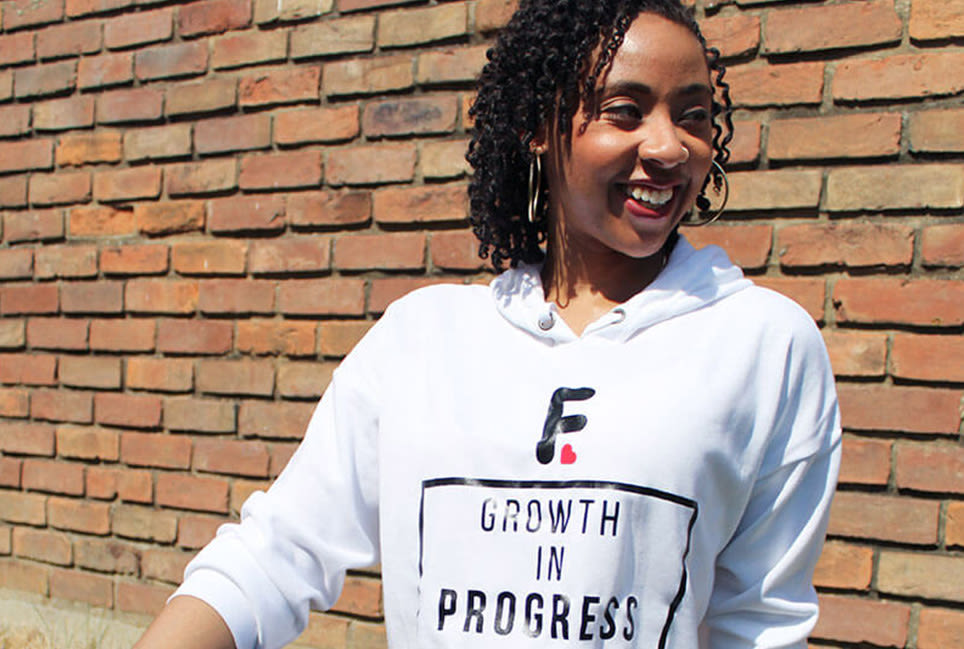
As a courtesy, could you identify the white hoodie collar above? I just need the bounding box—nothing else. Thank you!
[490,236,753,344]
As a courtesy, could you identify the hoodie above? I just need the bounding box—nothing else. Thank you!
[175,237,841,649]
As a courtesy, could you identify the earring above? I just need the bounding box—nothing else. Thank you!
[684,159,729,227]
[528,151,543,223]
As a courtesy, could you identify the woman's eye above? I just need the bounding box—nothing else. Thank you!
[602,104,642,122]
[679,108,710,124]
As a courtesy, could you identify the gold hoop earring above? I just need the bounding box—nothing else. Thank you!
[684,159,729,227]
[528,152,543,223]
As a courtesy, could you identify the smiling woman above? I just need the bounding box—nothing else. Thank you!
[134,2,840,649]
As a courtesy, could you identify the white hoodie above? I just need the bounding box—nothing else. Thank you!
[176,237,841,649]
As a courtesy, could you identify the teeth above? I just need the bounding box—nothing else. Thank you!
[628,186,673,206]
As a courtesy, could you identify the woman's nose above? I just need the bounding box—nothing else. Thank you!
[638,116,689,168]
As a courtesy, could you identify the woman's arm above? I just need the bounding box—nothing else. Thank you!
[134,595,236,649]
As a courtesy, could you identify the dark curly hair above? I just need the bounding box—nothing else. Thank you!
[467,0,733,270]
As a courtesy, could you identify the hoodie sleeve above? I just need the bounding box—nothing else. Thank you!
[172,316,388,649]
[702,303,842,649]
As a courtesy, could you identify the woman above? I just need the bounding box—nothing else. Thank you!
[136,1,840,647]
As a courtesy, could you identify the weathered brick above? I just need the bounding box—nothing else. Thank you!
[61,280,124,314]
[421,139,470,180]
[141,547,192,584]
[117,582,174,616]
[26,318,87,351]
[683,225,771,271]
[702,12,759,59]
[922,224,964,267]
[13,527,71,565]
[813,540,873,591]
[195,113,271,154]
[839,435,891,486]
[254,0,332,23]
[105,7,173,49]
[166,77,237,116]
[96,392,162,429]
[910,108,964,154]
[833,278,964,327]
[101,244,170,275]
[197,359,275,396]
[0,176,28,208]
[0,32,35,66]
[0,491,47,525]
[156,473,229,513]
[0,139,53,174]
[124,124,192,161]
[373,183,468,224]
[338,0,418,11]
[135,41,207,81]
[878,552,964,601]
[474,0,517,32]
[0,558,48,594]
[240,150,323,191]
[277,361,333,398]
[113,504,177,542]
[89,319,155,352]
[288,190,371,228]
[0,249,33,279]
[249,238,330,275]
[212,29,287,69]
[0,422,54,458]
[0,70,10,102]
[194,438,270,477]
[910,0,964,41]
[85,466,151,502]
[324,55,413,97]
[778,222,913,268]
[66,0,134,18]
[55,425,118,460]
[56,131,122,166]
[918,608,964,649]
[834,52,964,102]
[164,396,235,432]
[416,45,487,85]
[50,568,112,607]
[891,334,964,383]
[237,319,317,356]
[725,170,822,212]
[199,279,275,314]
[377,3,467,48]
[172,239,246,275]
[725,61,823,107]
[278,278,365,316]
[135,201,205,237]
[328,142,415,186]
[157,319,232,354]
[0,354,57,387]
[36,20,102,60]
[93,166,162,202]
[1,284,59,315]
[22,458,85,495]
[0,320,26,349]
[238,399,314,438]
[240,65,320,107]
[335,232,424,270]
[69,205,133,237]
[895,442,964,495]
[837,384,962,435]
[121,431,191,468]
[178,0,252,37]
[826,165,963,212]
[126,357,194,392]
[14,61,76,99]
[4,0,64,31]
[209,195,286,233]
[125,279,199,314]
[812,594,910,647]
[0,387,29,417]
[77,52,134,89]
[822,330,886,378]
[0,105,31,137]
[764,1,900,54]
[177,514,225,549]
[290,15,373,58]
[363,95,458,138]
[768,113,901,161]
[829,491,939,545]
[47,497,110,534]
[96,88,164,124]
[166,159,237,196]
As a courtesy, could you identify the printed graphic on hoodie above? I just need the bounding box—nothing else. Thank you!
[417,479,698,647]
[536,388,597,465]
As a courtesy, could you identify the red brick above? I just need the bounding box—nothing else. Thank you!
[56,131,122,166]
[172,239,247,275]
[0,140,53,174]
[47,497,110,534]
[918,608,964,649]
[22,458,85,495]
[164,397,235,433]
[26,317,88,352]
[910,108,964,154]
[682,225,771,271]
[834,278,964,327]
[324,55,414,97]
[124,124,192,162]
[834,52,964,102]
[135,41,207,81]
[0,249,33,279]
[125,279,199,314]
[765,1,900,54]
[120,431,191,468]
[725,62,823,107]
[142,547,192,584]
[157,472,229,513]
[822,330,886,378]
[35,96,97,132]
[178,0,252,36]
[55,425,118,460]
[878,552,964,601]
[230,479,268,514]
[813,540,873,591]
[416,45,487,85]
[290,14,373,59]
[13,527,72,565]
[36,20,102,59]
[370,277,448,313]
[363,95,457,138]
[85,466,151,502]
[769,113,901,161]
[338,0,417,11]
[95,392,162,428]
[50,568,112,607]
[166,159,237,196]
[922,224,964,267]
[896,442,963,495]
[429,230,483,271]
[377,3,466,48]
[31,388,92,423]
[911,0,964,40]
[0,176,28,208]
[335,232,424,270]
[702,12,759,59]
[1,284,58,315]
[14,61,76,99]
[69,205,133,237]
[249,238,330,275]
[778,222,913,269]
[212,29,286,70]
[195,113,270,154]
[0,388,29,418]
[947,502,964,547]
[113,504,177,542]
[105,7,173,49]
[837,384,961,435]
[209,195,286,233]
[194,438,270,477]
[253,0,334,23]
[96,87,164,124]
[237,320,316,356]
[35,244,101,279]
[238,400,313,438]
[826,164,963,212]
[0,491,47,524]
[277,361,334,399]
[348,621,386,648]
[240,65,320,107]
[0,70,9,101]
[157,319,232,354]
[276,106,358,147]
[0,558,48,594]
[0,320,25,349]
[166,77,237,116]
[0,355,57,387]
[177,514,225,549]
[199,279,275,314]
[89,319,155,352]
[0,32,35,66]
[29,171,92,206]
[101,243,169,275]
[840,435,894,486]
[61,280,124,314]
[278,278,365,316]
[197,359,274,396]
[6,0,62,26]
[77,52,134,90]
[59,356,121,389]
[372,183,466,223]
[891,334,964,383]
[240,150,323,191]
[829,491,939,545]
[725,169,822,213]
[117,581,174,616]
[288,190,371,228]
[268,442,296,476]
[94,166,162,202]
[127,357,193,392]
[66,0,134,18]
[812,594,910,647]
[474,0,516,32]
[0,104,31,137]
[421,138,470,179]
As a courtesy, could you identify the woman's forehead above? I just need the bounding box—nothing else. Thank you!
[604,13,710,88]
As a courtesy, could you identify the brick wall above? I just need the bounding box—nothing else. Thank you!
[0,0,961,646]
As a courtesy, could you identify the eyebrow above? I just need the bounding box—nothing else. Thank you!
[602,80,713,98]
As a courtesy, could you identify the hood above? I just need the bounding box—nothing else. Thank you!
[490,236,753,344]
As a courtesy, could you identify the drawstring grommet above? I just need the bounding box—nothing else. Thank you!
[537,312,555,331]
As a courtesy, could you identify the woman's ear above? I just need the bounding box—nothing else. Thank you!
[529,125,548,155]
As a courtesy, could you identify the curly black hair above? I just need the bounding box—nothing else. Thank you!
[467,0,733,270]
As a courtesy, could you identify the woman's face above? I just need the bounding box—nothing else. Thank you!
[541,12,714,264]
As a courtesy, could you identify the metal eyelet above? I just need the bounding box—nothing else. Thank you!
[537,312,555,331]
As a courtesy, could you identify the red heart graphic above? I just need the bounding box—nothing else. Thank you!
[560,444,577,464]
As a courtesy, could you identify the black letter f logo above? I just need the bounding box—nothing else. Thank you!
[535,387,596,464]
